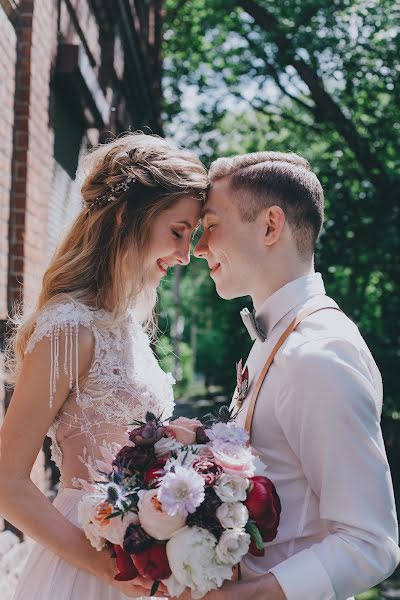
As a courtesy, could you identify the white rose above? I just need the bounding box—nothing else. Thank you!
[77,495,106,551]
[166,526,232,599]
[216,502,249,530]
[216,529,251,565]
[78,494,138,548]
[214,474,249,502]
[138,489,186,540]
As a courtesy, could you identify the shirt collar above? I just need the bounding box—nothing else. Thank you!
[255,273,326,338]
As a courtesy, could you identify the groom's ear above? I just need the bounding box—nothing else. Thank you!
[263,206,286,247]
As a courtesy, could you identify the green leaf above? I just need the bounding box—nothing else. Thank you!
[150,580,160,596]
[246,520,264,551]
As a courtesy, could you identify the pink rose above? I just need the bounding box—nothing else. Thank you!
[212,442,255,479]
[166,417,202,445]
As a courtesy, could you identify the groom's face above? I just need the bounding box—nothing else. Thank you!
[194,177,260,299]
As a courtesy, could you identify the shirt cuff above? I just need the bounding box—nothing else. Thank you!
[269,548,336,600]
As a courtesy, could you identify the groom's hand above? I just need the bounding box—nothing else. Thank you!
[178,573,286,600]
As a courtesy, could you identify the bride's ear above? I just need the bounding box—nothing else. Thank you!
[115,203,127,227]
[263,206,286,247]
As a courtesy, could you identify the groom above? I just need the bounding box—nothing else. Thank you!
[193,152,400,600]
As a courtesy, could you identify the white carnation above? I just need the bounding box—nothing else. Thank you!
[158,465,205,518]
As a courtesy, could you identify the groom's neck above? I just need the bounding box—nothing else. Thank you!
[251,258,315,311]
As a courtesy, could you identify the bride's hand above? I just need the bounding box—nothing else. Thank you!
[85,544,169,597]
[112,577,168,597]
[133,576,169,595]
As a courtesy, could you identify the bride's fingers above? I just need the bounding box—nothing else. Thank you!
[134,576,168,594]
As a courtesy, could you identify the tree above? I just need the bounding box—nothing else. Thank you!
[160,0,400,413]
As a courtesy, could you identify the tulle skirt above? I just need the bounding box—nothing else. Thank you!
[12,488,158,600]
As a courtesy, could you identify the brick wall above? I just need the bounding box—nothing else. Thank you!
[0,4,17,532]
[0,0,163,573]
[0,7,16,321]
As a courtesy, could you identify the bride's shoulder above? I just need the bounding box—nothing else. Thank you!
[25,296,95,354]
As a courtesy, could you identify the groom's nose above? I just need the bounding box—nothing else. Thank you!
[176,245,191,266]
[193,232,208,258]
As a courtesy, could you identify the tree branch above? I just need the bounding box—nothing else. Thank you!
[236,0,393,197]
[252,100,325,134]
[241,31,318,116]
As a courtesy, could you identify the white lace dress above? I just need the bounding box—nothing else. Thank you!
[12,300,175,600]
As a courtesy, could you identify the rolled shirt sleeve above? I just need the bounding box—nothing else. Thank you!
[269,338,400,600]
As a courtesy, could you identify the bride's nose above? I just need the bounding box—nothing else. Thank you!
[176,246,191,266]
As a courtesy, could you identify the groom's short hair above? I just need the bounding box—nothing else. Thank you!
[209,152,324,259]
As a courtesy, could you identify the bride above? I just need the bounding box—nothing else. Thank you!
[0,133,208,599]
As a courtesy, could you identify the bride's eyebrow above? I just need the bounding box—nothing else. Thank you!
[175,220,194,229]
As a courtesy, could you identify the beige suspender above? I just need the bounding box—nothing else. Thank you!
[244,305,342,434]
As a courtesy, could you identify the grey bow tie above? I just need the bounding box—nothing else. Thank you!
[240,308,267,342]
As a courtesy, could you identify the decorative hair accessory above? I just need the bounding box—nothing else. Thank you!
[86,167,136,212]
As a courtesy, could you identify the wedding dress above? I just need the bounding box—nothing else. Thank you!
[12,299,175,600]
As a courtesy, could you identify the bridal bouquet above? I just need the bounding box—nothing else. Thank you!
[77,408,281,599]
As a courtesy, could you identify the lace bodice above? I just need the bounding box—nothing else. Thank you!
[26,300,175,490]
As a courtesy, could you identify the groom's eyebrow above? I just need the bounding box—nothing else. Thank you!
[200,207,217,219]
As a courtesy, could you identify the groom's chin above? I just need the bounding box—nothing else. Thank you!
[214,283,242,301]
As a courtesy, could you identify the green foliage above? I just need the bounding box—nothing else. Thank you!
[161,0,400,414]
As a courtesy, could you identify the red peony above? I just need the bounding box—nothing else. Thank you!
[249,538,265,557]
[113,545,139,581]
[245,476,281,542]
[132,543,172,581]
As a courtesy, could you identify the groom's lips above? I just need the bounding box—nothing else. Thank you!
[210,263,221,277]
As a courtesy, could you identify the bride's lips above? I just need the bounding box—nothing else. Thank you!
[210,263,221,277]
[157,259,170,276]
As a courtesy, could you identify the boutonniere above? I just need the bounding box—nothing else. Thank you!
[235,358,249,406]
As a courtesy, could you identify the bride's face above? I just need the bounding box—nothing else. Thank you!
[144,195,201,289]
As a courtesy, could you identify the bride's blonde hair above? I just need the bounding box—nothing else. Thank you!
[7,133,208,382]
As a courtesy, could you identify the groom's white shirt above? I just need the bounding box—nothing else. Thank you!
[232,273,400,600]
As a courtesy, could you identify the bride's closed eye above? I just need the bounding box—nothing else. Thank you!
[172,229,182,239]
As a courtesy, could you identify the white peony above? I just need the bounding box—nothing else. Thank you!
[216,529,251,565]
[214,474,249,503]
[165,526,233,599]
[216,502,249,530]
